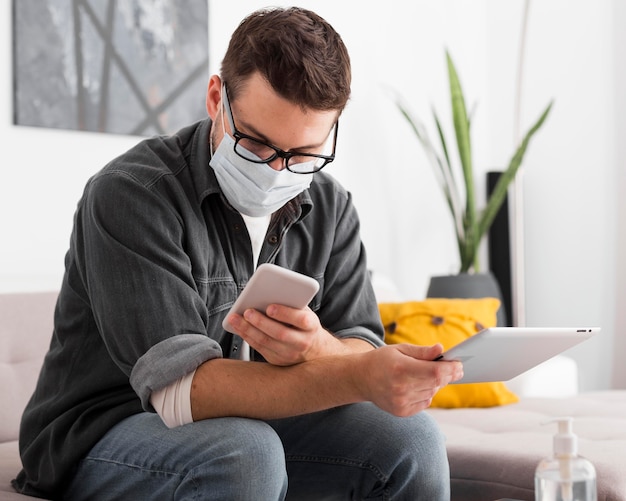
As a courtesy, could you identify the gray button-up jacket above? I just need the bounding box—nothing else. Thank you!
[15,118,384,497]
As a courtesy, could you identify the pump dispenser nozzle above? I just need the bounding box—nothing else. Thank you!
[551,417,577,457]
[535,416,597,501]
[549,418,576,501]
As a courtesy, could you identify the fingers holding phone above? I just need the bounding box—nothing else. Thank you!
[229,304,327,366]
[222,264,319,334]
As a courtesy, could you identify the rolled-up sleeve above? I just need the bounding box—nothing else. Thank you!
[131,334,222,411]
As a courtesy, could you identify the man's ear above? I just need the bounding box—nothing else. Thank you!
[206,75,222,119]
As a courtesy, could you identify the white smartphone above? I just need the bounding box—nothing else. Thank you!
[221,263,320,333]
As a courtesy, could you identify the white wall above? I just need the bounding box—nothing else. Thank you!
[1,1,622,391]
[0,2,139,291]
[503,1,618,391]
[612,0,626,388]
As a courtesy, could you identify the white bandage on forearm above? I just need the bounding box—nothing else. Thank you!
[150,369,196,428]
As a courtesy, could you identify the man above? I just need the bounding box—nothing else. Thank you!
[14,7,463,500]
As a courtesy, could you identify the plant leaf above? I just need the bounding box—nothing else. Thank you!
[447,51,476,267]
[391,95,465,241]
[433,107,452,170]
[432,109,465,241]
[477,100,554,241]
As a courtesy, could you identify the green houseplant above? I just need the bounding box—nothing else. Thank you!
[392,50,553,274]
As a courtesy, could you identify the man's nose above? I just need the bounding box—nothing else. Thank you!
[267,157,287,171]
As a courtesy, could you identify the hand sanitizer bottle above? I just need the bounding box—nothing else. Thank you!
[535,417,597,501]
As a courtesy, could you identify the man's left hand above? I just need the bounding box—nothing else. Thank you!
[225,305,371,365]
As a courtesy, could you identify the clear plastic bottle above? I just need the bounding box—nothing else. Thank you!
[535,417,597,501]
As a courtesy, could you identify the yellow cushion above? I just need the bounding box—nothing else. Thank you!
[378,298,519,408]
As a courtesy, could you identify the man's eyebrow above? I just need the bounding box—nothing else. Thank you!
[237,116,329,152]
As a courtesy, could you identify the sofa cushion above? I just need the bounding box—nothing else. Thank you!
[0,292,57,443]
[427,391,626,501]
[379,298,519,408]
[0,441,40,499]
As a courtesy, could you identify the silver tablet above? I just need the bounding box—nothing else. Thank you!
[222,263,320,334]
[438,327,600,384]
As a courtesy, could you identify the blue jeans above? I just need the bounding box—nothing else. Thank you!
[63,403,450,500]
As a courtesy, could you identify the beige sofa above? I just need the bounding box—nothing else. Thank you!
[1,292,56,500]
[2,291,626,500]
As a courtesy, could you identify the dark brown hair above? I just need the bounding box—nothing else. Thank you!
[220,7,351,111]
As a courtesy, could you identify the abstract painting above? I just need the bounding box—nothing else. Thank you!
[13,0,209,136]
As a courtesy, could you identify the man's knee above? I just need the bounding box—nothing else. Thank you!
[392,411,450,499]
[185,418,288,499]
[222,419,287,478]
[404,411,446,455]
[354,406,449,499]
[357,404,447,465]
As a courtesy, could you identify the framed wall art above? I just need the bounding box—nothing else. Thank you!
[13,0,209,136]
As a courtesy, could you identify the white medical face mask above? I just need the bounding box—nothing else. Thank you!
[209,127,313,217]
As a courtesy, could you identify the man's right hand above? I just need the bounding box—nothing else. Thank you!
[353,343,463,417]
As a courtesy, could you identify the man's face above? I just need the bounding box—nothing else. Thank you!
[208,72,339,172]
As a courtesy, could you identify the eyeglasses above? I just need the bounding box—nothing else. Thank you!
[221,84,338,174]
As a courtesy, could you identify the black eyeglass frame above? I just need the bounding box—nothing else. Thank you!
[221,84,338,174]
